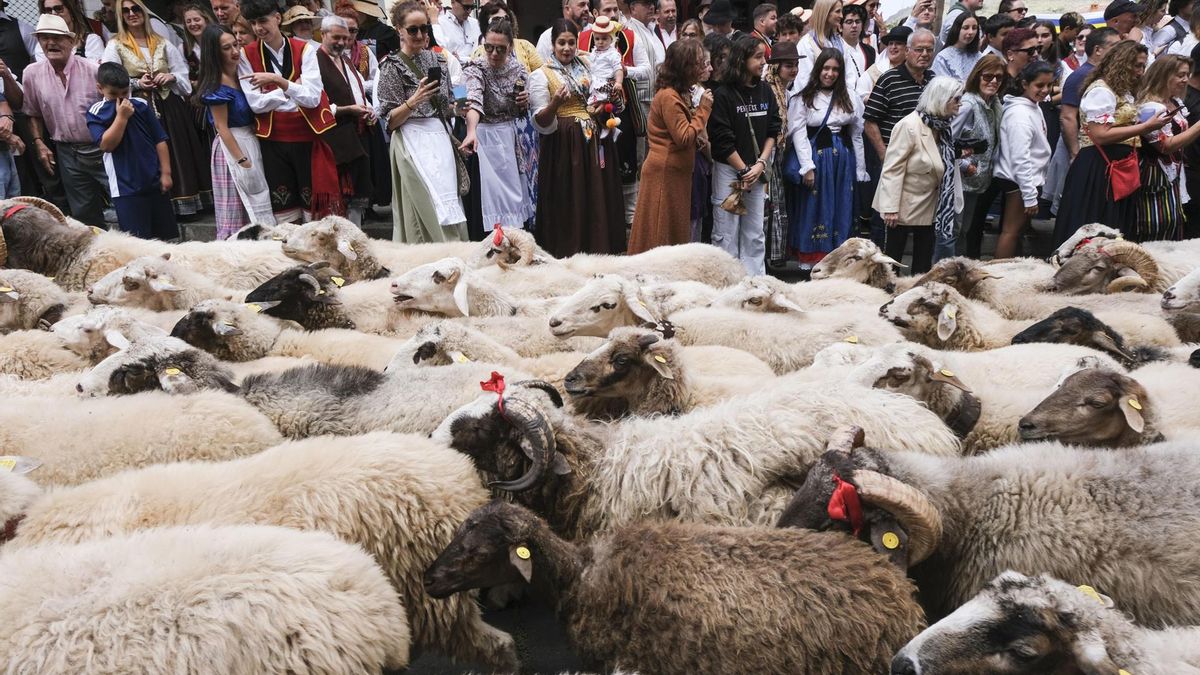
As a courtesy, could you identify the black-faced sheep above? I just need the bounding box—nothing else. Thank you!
[424,500,926,675]
[242,261,358,330]
[76,335,240,397]
[1010,306,1174,368]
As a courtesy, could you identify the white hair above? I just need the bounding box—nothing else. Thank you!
[907,27,935,47]
[321,15,348,31]
[916,75,965,118]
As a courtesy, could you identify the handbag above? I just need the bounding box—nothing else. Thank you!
[1088,128,1140,201]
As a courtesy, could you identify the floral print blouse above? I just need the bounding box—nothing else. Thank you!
[461,55,527,122]
[375,48,455,120]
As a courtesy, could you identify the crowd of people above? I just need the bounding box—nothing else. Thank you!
[3,0,1200,274]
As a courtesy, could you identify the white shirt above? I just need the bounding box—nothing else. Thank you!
[0,11,38,62]
[237,38,323,114]
[149,15,182,49]
[993,94,1050,207]
[788,90,868,181]
[659,25,676,48]
[793,33,858,101]
[842,40,872,101]
[432,11,479,67]
[588,45,622,93]
[323,48,368,114]
[101,38,191,97]
[623,15,661,102]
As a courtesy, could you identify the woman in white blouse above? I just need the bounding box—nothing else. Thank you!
[1133,54,1200,241]
[37,0,104,60]
[786,48,867,263]
[793,0,857,96]
[932,12,982,82]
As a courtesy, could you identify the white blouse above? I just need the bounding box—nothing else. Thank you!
[1079,84,1129,125]
[787,89,868,181]
[793,33,860,102]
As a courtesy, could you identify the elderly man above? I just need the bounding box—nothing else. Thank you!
[212,0,239,26]
[654,0,676,47]
[863,27,935,246]
[22,14,107,226]
[537,0,591,61]
[1103,0,1142,37]
[316,15,374,225]
[433,0,479,65]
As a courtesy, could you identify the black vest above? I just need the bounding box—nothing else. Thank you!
[0,17,30,80]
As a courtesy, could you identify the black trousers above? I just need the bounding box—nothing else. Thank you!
[1185,168,1200,240]
[885,224,934,274]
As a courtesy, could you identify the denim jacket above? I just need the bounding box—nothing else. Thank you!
[951,92,1001,194]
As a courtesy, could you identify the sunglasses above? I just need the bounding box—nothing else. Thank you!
[405,23,433,35]
[1013,46,1039,55]
[482,43,509,54]
[979,72,1004,82]
[1011,6,1028,13]
[41,4,66,13]
[121,5,143,14]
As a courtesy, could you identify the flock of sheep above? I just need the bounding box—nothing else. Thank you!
[2,195,1200,673]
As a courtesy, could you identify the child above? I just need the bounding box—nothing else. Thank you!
[0,91,22,198]
[86,62,178,240]
[587,15,625,128]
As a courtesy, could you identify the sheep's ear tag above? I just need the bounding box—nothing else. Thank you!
[845,335,859,344]
[0,456,42,475]
[271,234,284,240]
[1119,396,1146,434]
[1077,584,1116,609]
[317,289,326,295]
[163,366,182,376]
[244,300,281,313]
[869,517,909,568]
[1127,397,1142,411]
[90,226,104,235]
[449,350,472,364]
[930,368,971,392]
[510,545,533,583]
[648,353,674,379]
[331,276,346,287]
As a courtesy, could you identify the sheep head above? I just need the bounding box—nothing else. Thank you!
[1161,268,1200,313]
[52,306,166,363]
[810,238,903,291]
[76,334,238,397]
[547,274,658,338]
[849,344,980,439]
[1047,242,1159,295]
[1018,367,1157,448]
[0,269,70,333]
[911,257,998,299]
[0,201,92,277]
[880,282,968,347]
[710,277,805,313]
[563,328,680,413]
[424,500,556,598]
[281,217,389,281]
[1011,307,1137,368]
[170,299,282,361]
[777,427,942,569]
[390,257,473,317]
[1050,223,1123,266]
[86,253,197,310]
[474,226,544,269]
[244,262,354,330]
[0,459,43,546]
[892,571,1135,675]
[231,221,300,241]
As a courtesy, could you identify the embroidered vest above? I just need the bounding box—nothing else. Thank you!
[1080,80,1140,149]
[543,65,591,123]
[243,37,336,138]
[115,38,171,100]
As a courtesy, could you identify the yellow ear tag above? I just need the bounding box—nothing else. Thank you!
[881,531,900,550]
[939,369,955,377]
[1118,670,1132,675]
[317,289,327,295]
[845,335,859,344]
[163,367,182,376]
[90,226,104,235]
[331,276,346,287]
[1128,397,1142,411]
[946,307,957,318]
[246,303,262,313]
[638,300,648,308]
[0,286,12,292]
[0,457,15,472]
[653,354,667,363]
[515,545,531,560]
[1077,585,1103,604]
[46,277,54,282]
[450,350,472,364]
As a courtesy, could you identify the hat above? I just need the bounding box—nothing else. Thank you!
[1104,0,1142,19]
[768,39,801,62]
[703,0,733,25]
[591,14,616,34]
[350,0,384,18]
[33,13,75,38]
[789,6,812,22]
[282,5,316,24]
[880,24,913,45]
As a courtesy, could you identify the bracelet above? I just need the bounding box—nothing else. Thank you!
[736,166,751,177]
[401,100,411,111]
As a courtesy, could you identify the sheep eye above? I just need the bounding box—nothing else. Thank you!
[432,271,447,284]
[1089,266,1106,274]
[601,302,617,310]
[123,280,140,291]
[590,305,602,313]
[613,356,630,368]
[748,297,763,305]
[1085,398,1108,409]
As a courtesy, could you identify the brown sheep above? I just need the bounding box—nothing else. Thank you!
[1018,368,1162,448]
[424,499,926,675]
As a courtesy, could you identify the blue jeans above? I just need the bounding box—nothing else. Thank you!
[0,149,18,198]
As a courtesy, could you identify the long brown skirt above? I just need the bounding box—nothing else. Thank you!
[155,92,213,216]
[535,119,626,257]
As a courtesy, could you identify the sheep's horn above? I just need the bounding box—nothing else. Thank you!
[11,196,67,223]
[489,398,555,493]
[306,261,331,270]
[1102,241,1159,290]
[298,273,322,293]
[513,380,564,408]
[1107,274,1150,293]
[850,470,943,566]
[826,426,865,454]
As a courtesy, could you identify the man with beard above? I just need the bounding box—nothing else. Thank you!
[316,14,374,225]
[537,0,591,61]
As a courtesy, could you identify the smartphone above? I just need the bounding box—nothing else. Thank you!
[426,66,443,84]
[1163,105,1185,119]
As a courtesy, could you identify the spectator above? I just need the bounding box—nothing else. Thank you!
[472,2,541,71]
[750,2,777,57]
[281,6,316,42]
[317,15,375,225]
[1002,27,1038,82]
[352,0,397,60]
[1053,40,1169,244]
[0,89,21,198]
[194,24,274,239]
[1182,42,1200,237]
[1055,12,1084,63]
[932,11,982,82]
[536,0,590,63]
[795,0,850,93]
[0,0,39,79]
[707,35,779,275]
[1050,27,1118,217]
[211,0,238,26]
[863,27,933,246]
[1134,54,1200,240]
[181,3,215,75]
[655,0,677,47]
[1105,0,1141,38]
[1065,25,1089,70]
[873,76,964,274]
[629,38,713,253]
[787,47,865,264]
[679,18,702,41]
[104,0,211,217]
[335,6,389,211]
[37,0,104,60]
[95,0,117,35]
[23,14,107,226]
[433,0,479,65]
[1132,0,1167,52]
[763,39,797,266]
[458,18,533,235]
[230,13,252,46]
[376,1,465,242]
[939,0,984,47]
[624,0,664,107]
[1171,11,1200,56]
[840,3,874,101]
[982,14,1015,61]
[693,31,729,242]
[951,55,1004,260]
[863,24,908,91]
[775,11,802,44]
[86,61,176,239]
[992,61,1053,258]
[904,0,936,33]
[1156,0,1192,53]
[998,0,1029,22]
[702,0,733,37]
[528,18,625,254]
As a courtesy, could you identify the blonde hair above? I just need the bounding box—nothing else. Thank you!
[809,0,842,49]
[114,0,162,55]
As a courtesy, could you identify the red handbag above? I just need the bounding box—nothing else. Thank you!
[1089,130,1141,201]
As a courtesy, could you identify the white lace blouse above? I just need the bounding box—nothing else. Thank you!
[786,89,868,181]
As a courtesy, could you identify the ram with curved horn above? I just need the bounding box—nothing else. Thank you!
[777,427,1200,627]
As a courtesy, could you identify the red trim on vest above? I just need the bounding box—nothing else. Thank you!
[243,37,336,139]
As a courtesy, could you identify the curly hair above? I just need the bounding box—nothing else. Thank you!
[1083,39,1148,98]
[1138,54,1193,103]
[656,37,706,94]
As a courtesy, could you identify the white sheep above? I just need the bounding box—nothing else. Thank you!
[546,274,722,336]
[0,268,82,332]
[0,329,91,379]
[86,252,242,310]
[0,524,410,673]
[50,305,172,364]
[390,257,560,318]
[1,432,518,671]
[809,238,906,291]
[281,215,476,282]
[711,275,891,312]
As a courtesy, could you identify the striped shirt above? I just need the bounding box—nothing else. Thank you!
[864,65,934,145]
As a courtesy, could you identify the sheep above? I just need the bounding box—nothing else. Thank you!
[711,275,891,312]
[230,220,300,241]
[892,570,1200,675]
[0,524,410,673]
[882,282,1181,351]
[432,378,961,539]
[424,499,926,675]
[0,269,79,332]
[547,274,723,336]
[0,206,297,291]
[2,432,518,671]
[390,257,561,318]
[50,305,169,364]
[470,225,556,269]
[76,334,240,397]
[1161,267,1200,341]
[243,261,360,330]
[1050,239,1195,294]
[1050,222,1123,265]
[85,252,241,310]
[170,299,411,369]
[280,215,478,282]
[1010,306,1184,368]
[0,329,91,379]
[777,431,1200,626]
[0,391,283,485]
[809,237,906,291]
[562,327,764,419]
[1018,363,1200,446]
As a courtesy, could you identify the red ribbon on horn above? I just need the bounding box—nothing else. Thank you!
[481,371,506,413]
[492,225,505,246]
[828,473,865,536]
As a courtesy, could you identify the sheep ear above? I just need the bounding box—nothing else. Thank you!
[868,516,910,569]
[770,293,806,314]
[928,367,970,392]
[452,275,471,317]
[550,452,572,475]
[1070,630,1121,675]
[336,238,359,261]
[0,287,18,302]
[643,348,674,380]
[160,252,172,261]
[149,276,183,293]
[621,281,658,324]
[1118,395,1146,434]
[104,330,131,351]
[872,251,906,268]
[157,366,198,395]
[0,455,43,475]
[509,545,534,583]
[937,305,959,341]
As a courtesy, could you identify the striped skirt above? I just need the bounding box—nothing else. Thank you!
[211,137,247,240]
[1132,158,1184,242]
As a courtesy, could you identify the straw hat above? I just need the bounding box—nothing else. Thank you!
[591,14,617,35]
[282,6,316,25]
[33,14,75,39]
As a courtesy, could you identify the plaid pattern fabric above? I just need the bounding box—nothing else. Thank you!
[765,148,788,266]
[211,138,248,240]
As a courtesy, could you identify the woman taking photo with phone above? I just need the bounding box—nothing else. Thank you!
[992,61,1054,259]
[377,0,466,243]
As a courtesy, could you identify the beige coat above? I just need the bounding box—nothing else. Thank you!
[872,111,964,226]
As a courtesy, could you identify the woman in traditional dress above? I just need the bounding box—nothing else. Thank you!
[1133,54,1200,241]
[528,18,625,256]
[376,0,466,243]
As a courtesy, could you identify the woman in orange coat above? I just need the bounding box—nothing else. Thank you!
[628,38,714,253]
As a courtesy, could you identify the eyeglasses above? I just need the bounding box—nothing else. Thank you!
[404,23,432,35]
[950,95,962,102]
[41,4,66,14]
[1013,46,1039,55]
[979,72,1004,82]
[482,43,509,54]
[1011,6,1028,13]
[348,27,359,34]
[121,5,143,14]
[910,46,934,53]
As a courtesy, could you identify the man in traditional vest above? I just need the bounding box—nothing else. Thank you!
[238,0,340,222]
[315,15,373,225]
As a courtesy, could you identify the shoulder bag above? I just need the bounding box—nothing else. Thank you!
[1086,125,1140,201]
